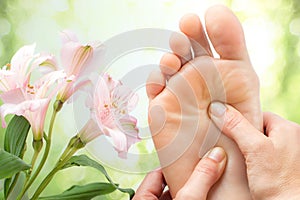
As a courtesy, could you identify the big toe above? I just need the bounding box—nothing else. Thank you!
[205,5,249,60]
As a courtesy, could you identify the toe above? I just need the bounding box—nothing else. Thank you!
[169,32,192,64]
[205,5,248,60]
[179,13,212,57]
[160,53,181,76]
[146,69,166,100]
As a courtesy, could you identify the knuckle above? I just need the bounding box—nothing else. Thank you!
[195,158,219,180]
[223,110,243,132]
[244,139,272,161]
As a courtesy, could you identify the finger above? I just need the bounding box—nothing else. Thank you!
[209,102,266,155]
[133,169,165,200]
[175,147,227,200]
[264,112,291,134]
[263,112,283,137]
[264,112,300,138]
[159,190,172,200]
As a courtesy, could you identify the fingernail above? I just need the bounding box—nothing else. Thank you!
[210,102,226,118]
[207,147,226,163]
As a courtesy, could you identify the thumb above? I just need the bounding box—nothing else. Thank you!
[133,169,165,200]
[209,102,265,155]
[175,147,227,200]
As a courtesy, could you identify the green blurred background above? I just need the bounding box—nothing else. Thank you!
[0,0,300,199]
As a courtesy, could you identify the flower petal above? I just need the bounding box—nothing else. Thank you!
[79,42,105,76]
[93,77,111,112]
[60,41,82,75]
[118,115,139,134]
[60,30,79,44]
[0,98,49,132]
[0,88,26,104]
[65,79,92,103]
[29,98,50,140]
[78,119,103,144]
[102,73,120,92]
[103,127,127,153]
[35,70,67,99]
[118,116,140,148]
[0,70,17,91]
[36,53,58,73]
[10,44,36,73]
[112,85,137,114]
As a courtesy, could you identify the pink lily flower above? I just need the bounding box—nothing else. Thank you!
[0,71,66,140]
[79,74,140,158]
[0,44,65,140]
[56,30,105,103]
[0,44,57,91]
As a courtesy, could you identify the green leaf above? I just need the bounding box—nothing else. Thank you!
[3,115,30,198]
[62,155,135,199]
[0,149,30,179]
[3,179,10,198]
[62,155,112,182]
[38,182,116,200]
[116,187,135,199]
[4,115,31,157]
[0,189,4,200]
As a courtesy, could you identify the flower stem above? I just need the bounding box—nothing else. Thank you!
[30,147,78,200]
[29,149,40,175]
[18,100,63,200]
[16,149,40,200]
[6,173,20,198]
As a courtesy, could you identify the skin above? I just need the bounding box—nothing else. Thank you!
[136,104,300,200]
[146,5,261,199]
[210,103,300,200]
[133,147,227,200]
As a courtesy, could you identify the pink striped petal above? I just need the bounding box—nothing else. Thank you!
[0,88,25,104]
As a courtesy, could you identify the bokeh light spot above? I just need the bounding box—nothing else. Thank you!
[0,18,11,36]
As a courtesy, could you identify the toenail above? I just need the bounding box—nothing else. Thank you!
[210,102,226,117]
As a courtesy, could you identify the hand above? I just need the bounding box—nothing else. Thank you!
[209,102,300,200]
[133,147,227,200]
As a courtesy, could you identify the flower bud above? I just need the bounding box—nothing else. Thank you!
[32,139,43,153]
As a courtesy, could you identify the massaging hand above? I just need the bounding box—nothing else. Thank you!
[209,102,300,200]
[133,147,227,200]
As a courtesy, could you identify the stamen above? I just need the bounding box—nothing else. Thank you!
[112,102,118,108]
[27,84,34,89]
[5,63,11,70]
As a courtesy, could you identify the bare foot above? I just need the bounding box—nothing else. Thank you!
[147,5,262,199]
